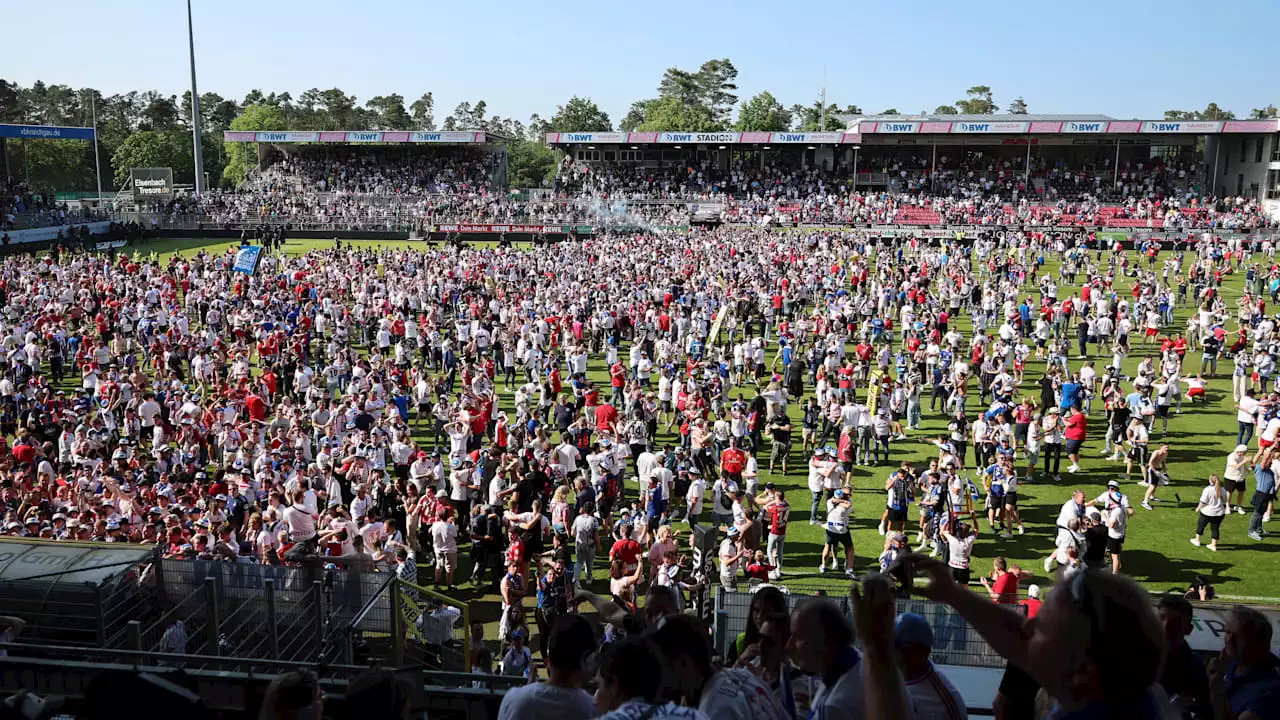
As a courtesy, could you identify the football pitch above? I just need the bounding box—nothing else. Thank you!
[127,235,1280,612]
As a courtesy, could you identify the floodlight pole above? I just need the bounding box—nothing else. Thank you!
[91,94,104,207]
[187,0,206,197]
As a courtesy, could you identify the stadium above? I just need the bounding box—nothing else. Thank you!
[6,12,1280,719]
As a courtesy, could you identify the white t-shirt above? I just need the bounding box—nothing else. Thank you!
[947,535,975,569]
[1107,505,1128,539]
[698,668,790,720]
[905,664,969,720]
[282,504,316,542]
[826,499,851,533]
[1238,396,1259,424]
[1198,485,1227,517]
[496,682,596,720]
[431,520,458,554]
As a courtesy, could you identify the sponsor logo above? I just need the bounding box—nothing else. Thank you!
[1065,122,1104,132]
[880,123,918,133]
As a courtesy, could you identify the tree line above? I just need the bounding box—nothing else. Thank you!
[0,73,1275,194]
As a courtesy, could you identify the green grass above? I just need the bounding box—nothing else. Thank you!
[96,237,1280,639]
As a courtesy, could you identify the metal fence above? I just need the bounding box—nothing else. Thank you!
[714,585,1005,669]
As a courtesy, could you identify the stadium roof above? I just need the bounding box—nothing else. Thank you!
[837,113,1117,125]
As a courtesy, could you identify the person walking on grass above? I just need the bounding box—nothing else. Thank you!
[1139,443,1171,511]
[1190,474,1227,551]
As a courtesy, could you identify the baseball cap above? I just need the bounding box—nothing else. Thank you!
[833,489,845,498]
[1236,444,1250,453]
[894,612,934,648]
[726,526,741,537]
[1027,584,1041,600]
[1106,480,1120,489]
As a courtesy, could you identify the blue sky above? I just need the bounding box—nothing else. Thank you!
[6,0,1275,126]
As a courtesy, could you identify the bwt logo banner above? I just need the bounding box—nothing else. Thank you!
[346,131,383,142]
[877,122,919,133]
[1064,122,1105,133]
[564,133,595,142]
[956,122,990,132]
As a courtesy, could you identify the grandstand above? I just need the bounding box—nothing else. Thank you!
[547,115,1280,230]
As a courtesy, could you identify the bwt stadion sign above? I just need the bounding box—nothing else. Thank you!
[129,167,175,201]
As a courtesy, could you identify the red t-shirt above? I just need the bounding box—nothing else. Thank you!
[766,503,789,536]
[595,403,618,432]
[1020,598,1042,618]
[245,394,267,422]
[610,538,641,572]
[720,448,745,474]
[992,572,1019,604]
[1064,413,1087,442]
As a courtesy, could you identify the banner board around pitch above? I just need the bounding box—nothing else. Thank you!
[129,167,174,201]
[232,246,263,274]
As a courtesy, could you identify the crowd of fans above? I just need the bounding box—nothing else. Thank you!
[2,179,106,231]
[0,221,1277,717]
[133,147,1278,234]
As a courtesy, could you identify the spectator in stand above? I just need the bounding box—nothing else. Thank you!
[651,613,789,720]
[497,614,598,720]
[912,557,1172,719]
[1210,605,1280,720]
[894,612,968,720]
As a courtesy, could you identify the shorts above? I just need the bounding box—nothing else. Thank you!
[771,442,792,463]
[1128,446,1148,460]
[1014,423,1029,443]
[660,400,672,412]
[825,529,852,549]
[435,551,457,572]
[1156,406,1170,418]
[1004,492,1019,508]
[1188,387,1205,398]
[985,494,1003,511]
[1262,438,1274,449]
[1224,478,1243,494]
[1065,439,1083,455]
[1145,327,1159,337]
[886,507,907,523]
[1105,536,1124,554]
[950,567,971,585]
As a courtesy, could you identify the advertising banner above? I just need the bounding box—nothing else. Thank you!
[433,224,593,234]
[657,132,741,144]
[1061,121,1109,133]
[223,130,485,143]
[1222,120,1279,133]
[871,121,920,133]
[129,167,174,202]
[407,131,485,143]
[951,121,1031,133]
[232,246,263,275]
[0,123,95,141]
[252,131,320,143]
[1141,120,1225,134]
